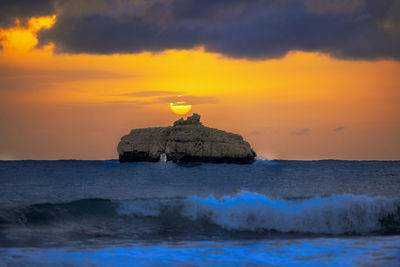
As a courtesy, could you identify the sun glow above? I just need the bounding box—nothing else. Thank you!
[0,15,56,51]
[28,15,56,31]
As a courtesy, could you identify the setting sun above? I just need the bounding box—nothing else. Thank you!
[170,101,192,115]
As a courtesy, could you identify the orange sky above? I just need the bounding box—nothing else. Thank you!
[0,16,399,160]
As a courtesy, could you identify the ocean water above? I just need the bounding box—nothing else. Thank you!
[0,160,399,266]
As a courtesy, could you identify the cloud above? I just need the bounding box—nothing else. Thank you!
[304,0,366,14]
[1,0,399,60]
[250,129,265,135]
[106,92,217,105]
[291,128,311,136]
[333,126,346,131]
[156,95,218,105]
[0,67,133,90]
[0,0,55,27]
[115,90,184,97]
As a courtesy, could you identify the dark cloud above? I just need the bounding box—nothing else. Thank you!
[333,126,346,131]
[1,0,399,60]
[291,128,311,136]
[0,0,55,27]
[304,0,366,14]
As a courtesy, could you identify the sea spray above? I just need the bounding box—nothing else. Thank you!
[116,192,400,235]
[180,192,399,234]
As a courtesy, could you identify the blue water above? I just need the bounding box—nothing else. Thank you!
[0,160,399,266]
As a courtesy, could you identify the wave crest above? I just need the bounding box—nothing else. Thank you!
[118,192,400,234]
[1,193,399,237]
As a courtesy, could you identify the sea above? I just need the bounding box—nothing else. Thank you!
[0,159,399,266]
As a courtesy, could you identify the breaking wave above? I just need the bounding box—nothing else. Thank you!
[1,192,399,245]
[118,192,400,235]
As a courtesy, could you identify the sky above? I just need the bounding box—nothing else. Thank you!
[0,0,399,160]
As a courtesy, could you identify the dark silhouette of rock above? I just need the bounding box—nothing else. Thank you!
[173,113,202,126]
[118,113,256,164]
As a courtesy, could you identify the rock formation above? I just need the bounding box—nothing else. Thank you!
[118,113,256,164]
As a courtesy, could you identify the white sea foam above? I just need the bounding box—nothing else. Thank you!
[117,192,399,234]
[182,192,399,234]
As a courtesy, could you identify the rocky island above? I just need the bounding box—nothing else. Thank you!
[118,114,256,164]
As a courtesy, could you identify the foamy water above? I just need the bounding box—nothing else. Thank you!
[1,237,399,267]
[117,192,400,234]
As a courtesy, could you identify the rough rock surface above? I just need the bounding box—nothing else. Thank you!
[118,114,256,164]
